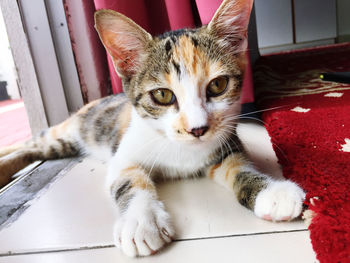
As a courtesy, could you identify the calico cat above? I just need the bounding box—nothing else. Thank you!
[0,0,305,257]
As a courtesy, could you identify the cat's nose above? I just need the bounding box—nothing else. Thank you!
[189,126,209,138]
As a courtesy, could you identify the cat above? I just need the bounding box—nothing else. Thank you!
[0,0,305,257]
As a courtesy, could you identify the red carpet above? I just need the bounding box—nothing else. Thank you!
[254,43,350,263]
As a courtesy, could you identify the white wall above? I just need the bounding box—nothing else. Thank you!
[254,0,294,48]
[0,9,20,99]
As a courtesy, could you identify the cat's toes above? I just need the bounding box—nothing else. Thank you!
[254,180,305,222]
[114,201,174,257]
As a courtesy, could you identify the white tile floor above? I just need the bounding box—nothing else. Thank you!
[0,122,318,262]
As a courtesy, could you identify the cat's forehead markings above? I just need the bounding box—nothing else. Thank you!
[171,35,210,78]
[164,72,171,85]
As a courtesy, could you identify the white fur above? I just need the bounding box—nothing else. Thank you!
[107,108,219,187]
[106,108,219,257]
[254,180,305,221]
[114,190,174,257]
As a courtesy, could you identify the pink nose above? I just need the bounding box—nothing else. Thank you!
[188,126,209,138]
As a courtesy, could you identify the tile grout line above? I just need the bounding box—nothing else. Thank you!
[0,228,308,257]
[0,245,115,258]
[173,228,308,242]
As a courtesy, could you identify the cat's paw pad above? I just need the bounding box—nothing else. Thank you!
[254,180,305,222]
[114,201,174,257]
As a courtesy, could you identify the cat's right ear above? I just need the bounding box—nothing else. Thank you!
[207,0,254,53]
[95,10,152,78]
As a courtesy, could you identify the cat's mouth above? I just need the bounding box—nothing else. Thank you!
[171,133,214,145]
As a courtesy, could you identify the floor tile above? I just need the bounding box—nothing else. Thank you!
[159,178,306,239]
[0,155,306,254]
[0,231,317,263]
[0,158,115,253]
[237,121,284,179]
[0,121,308,254]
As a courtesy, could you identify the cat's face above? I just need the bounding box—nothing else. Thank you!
[132,30,244,145]
[95,0,253,146]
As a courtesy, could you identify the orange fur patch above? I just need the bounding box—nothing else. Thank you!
[225,155,244,181]
[132,175,151,190]
[209,163,221,179]
[117,103,132,137]
[49,118,72,140]
[208,154,245,185]
[49,126,58,140]
[179,113,188,131]
[77,99,100,115]
[121,165,154,190]
[172,112,189,134]
[164,73,171,85]
[121,165,139,175]
[173,35,210,78]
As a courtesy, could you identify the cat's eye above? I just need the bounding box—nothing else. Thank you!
[206,76,229,97]
[150,89,176,105]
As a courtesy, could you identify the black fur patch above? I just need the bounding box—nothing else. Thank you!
[165,40,172,55]
[234,171,268,210]
[135,93,143,105]
[158,28,197,40]
[113,180,133,212]
[48,146,60,159]
[172,60,181,76]
[57,138,79,156]
[191,37,199,47]
[115,180,132,201]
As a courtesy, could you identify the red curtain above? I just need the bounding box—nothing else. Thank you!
[93,0,254,104]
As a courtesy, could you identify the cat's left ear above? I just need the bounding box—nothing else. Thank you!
[95,10,152,78]
[208,0,254,52]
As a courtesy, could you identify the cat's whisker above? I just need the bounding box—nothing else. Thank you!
[235,105,294,119]
[223,136,235,156]
[219,132,233,156]
[146,141,170,180]
[220,124,290,164]
[217,135,226,161]
[223,131,241,152]
[217,132,232,155]
[238,116,269,127]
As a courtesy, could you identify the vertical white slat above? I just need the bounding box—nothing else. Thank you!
[0,0,48,135]
[294,0,337,43]
[254,0,294,48]
[18,0,69,126]
[45,0,84,113]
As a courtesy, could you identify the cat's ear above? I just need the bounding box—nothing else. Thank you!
[207,0,253,52]
[95,10,152,78]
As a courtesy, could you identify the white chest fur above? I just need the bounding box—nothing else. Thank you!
[115,110,217,178]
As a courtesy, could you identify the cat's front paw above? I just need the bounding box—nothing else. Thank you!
[254,180,305,221]
[114,200,174,257]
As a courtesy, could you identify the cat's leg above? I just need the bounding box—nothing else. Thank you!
[0,118,81,188]
[205,153,305,221]
[107,158,174,257]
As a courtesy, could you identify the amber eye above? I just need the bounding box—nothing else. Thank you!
[206,76,229,97]
[150,89,176,105]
